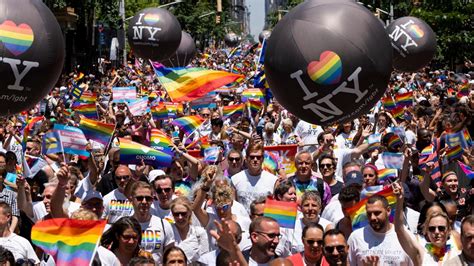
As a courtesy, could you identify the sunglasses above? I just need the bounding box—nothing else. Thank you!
[324,245,346,253]
[305,239,324,246]
[248,155,263,160]
[134,196,153,202]
[216,203,231,212]
[115,175,130,181]
[363,174,375,177]
[256,231,281,240]
[428,226,447,233]
[228,157,241,162]
[320,163,333,169]
[156,187,172,194]
[172,211,188,217]
[121,234,139,241]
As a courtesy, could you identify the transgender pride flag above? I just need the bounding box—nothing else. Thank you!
[113,87,136,103]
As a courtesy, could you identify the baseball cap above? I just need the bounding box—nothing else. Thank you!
[344,170,363,186]
[148,169,166,183]
[81,191,103,203]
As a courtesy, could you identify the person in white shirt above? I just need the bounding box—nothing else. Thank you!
[102,165,134,223]
[347,194,413,265]
[231,142,278,213]
[150,172,175,221]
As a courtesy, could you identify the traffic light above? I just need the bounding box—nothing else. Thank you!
[216,15,221,24]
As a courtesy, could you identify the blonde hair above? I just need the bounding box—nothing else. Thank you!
[170,197,193,222]
[71,209,98,221]
[212,185,233,206]
[422,211,451,236]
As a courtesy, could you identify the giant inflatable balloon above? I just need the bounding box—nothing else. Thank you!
[127,7,182,61]
[259,30,272,43]
[386,16,436,72]
[264,0,393,126]
[161,31,196,67]
[224,32,239,47]
[0,0,65,115]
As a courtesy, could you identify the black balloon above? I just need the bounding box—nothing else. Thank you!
[0,0,64,115]
[386,16,436,72]
[259,30,272,43]
[264,0,393,126]
[161,31,196,67]
[224,32,239,47]
[127,8,182,60]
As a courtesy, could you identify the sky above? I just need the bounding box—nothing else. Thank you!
[247,0,265,42]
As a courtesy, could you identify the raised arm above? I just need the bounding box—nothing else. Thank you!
[192,166,216,227]
[50,165,70,218]
[16,177,34,220]
[419,162,437,202]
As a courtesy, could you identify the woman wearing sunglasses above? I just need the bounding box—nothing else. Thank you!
[300,223,325,266]
[169,197,209,263]
[393,182,461,265]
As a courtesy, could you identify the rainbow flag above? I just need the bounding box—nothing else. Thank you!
[222,104,244,118]
[22,116,44,150]
[346,186,397,230]
[446,145,463,161]
[78,118,115,147]
[247,100,263,117]
[186,135,210,150]
[395,92,413,107]
[31,218,106,266]
[264,198,298,229]
[73,104,97,119]
[457,82,470,99]
[390,105,404,118]
[151,62,243,102]
[119,138,172,167]
[377,168,397,183]
[419,145,441,186]
[463,129,472,147]
[241,88,265,102]
[171,115,206,136]
[150,129,173,155]
[263,151,279,175]
[382,96,396,111]
[78,91,97,104]
[388,134,403,149]
[360,185,385,199]
[458,161,474,180]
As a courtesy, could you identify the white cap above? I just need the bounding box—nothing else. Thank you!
[148,169,166,183]
[398,88,407,94]
[81,190,103,203]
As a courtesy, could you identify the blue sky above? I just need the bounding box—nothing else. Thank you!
[247,0,265,41]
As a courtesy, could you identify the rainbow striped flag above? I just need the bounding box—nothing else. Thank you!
[377,168,397,184]
[382,96,396,111]
[247,99,263,117]
[119,138,172,167]
[346,186,397,230]
[151,62,243,102]
[419,145,441,186]
[186,135,210,150]
[22,116,44,150]
[78,118,115,147]
[74,72,84,81]
[390,105,404,118]
[463,129,472,147]
[78,91,97,104]
[445,145,463,161]
[388,134,403,149]
[264,198,298,229]
[241,88,265,102]
[73,104,97,119]
[222,104,244,118]
[31,218,106,266]
[263,151,279,175]
[395,92,413,107]
[457,82,470,99]
[458,161,474,180]
[150,129,173,155]
[171,115,206,136]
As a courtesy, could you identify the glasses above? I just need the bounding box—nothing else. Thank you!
[248,155,263,160]
[428,226,447,233]
[172,211,188,217]
[228,157,241,162]
[320,163,333,169]
[216,203,231,212]
[324,245,346,253]
[252,213,264,217]
[14,126,22,129]
[121,234,139,241]
[115,175,130,181]
[156,187,172,194]
[255,231,282,240]
[134,196,153,202]
[363,174,375,177]
[201,113,210,117]
[305,239,324,246]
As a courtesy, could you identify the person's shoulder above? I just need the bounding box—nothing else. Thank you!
[261,170,278,180]
[8,233,29,243]
[231,170,246,181]
[97,246,120,264]
[348,226,366,240]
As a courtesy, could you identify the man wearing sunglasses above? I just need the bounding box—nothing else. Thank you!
[151,174,175,221]
[226,149,244,178]
[102,165,133,224]
[323,229,349,266]
[231,143,278,213]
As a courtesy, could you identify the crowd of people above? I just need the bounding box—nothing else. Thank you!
[0,42,473,266]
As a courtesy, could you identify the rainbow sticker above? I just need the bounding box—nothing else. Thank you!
[0,20,34,56]
[144,13,160,25]
[307,50,342,85]
[407,24,424,38]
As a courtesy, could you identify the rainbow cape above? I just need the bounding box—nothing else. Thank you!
[222,104,244,118]
[151,62,243,102]
[264,198,298,229]
[78,118,115,147]
[171,115,206,136]
[119,138,172,167]
[377,168,397,183]
[31,218,106,266]
[346,186,397,230]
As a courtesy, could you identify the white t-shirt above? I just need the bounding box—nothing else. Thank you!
[231,170,278,213]
[321,194,344,224]
[139,215,175,262]
[295,121,323,152]
[0,233,39,263]
[198,250,218,266]
[334,148,355,178]
[32,201,81,222]
[172,225,209,263]
[348,225,413,266]
[42,246,120,266]
[102,189,134,224]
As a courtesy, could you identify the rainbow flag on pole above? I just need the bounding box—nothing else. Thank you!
[78,118,115,147]
[241,88,265,102]
[119,138,172,167]
[31,218,106,266]
[346,186,397,230]
[222,104,244,118]
[377,168,397,184]
[390,105,404,118]
[382,96,396,111]
[151,62,243,102]
[73,104,97,119]
[150,129,173,155]
[78,91,97,104]
[247,100,263,117]
[458,161,474,180]
[264,198,298,229]
[171,115,206,136]
[395,92,413,107]
[445,145,463,161]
